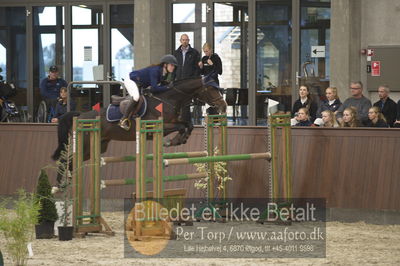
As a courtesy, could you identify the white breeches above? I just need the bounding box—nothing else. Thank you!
[124,78,140,101]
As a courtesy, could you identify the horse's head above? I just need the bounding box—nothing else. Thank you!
[194,84,227,113]
[172,77,227,113]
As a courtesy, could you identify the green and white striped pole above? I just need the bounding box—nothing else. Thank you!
[103,172,208,186]
[101,151,208,165]
[164,152,271,166]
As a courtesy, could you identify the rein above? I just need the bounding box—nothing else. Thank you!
[193,86,224,107]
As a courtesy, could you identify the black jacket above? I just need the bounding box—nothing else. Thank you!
[200,53,222,85]
[363,119,389,128]
[295,120,312,127]
[292,98,318,123]
[316,99,342,118]
[173,45,201,80]
[373,97,397,127]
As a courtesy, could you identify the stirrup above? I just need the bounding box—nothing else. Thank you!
[119,118,131,131]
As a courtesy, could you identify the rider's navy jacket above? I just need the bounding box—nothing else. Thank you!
[129,65,168,93]
[40,77,68,99]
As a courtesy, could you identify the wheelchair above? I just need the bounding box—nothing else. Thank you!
[36,100,56,123]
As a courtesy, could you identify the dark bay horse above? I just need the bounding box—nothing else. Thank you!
[52,77,227,162]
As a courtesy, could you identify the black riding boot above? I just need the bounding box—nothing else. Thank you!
[119,97,137,130]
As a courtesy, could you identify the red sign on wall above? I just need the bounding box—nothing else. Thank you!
[371,61,381,77]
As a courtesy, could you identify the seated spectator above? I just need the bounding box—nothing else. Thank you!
[51,87,76,123]
[340,107,361,127]
[363,106,389,128]
[316,87,342,118]
[293,107,312,126]
[292,85,318,123]
[317,110,339,128]
[336,81,371,124]
[373,84,397,127]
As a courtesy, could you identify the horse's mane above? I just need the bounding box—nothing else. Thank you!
[173,77,201,86]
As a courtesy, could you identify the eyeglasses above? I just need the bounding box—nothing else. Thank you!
[350,87,361,90]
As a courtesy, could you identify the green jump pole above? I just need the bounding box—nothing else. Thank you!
[103,172,208,186]
[269,113,292,201]
[164,152,271,166]
[101,151,208,164]
[219,115,228,200]
[153,118,164,199]
[206,116,215,201]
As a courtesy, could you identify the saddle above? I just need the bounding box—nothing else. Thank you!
[106,95,147,122]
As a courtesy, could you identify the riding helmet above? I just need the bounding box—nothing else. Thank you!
[160,54,178,66]
[49,65,58,72]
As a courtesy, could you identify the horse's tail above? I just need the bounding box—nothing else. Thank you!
[52,111,81,161]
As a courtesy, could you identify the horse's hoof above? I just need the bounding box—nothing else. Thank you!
[163,139,171,147]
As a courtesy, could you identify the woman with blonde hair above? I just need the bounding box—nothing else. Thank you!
[293,107,312,126]
[363,106,389,128]
[340,106,361,127]
[198,42,222,115]
[316,86,342,118]
[320,110,339,127]
[198,42,222,85]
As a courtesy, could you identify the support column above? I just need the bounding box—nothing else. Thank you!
[134,0,168,69]
[330,0,362,99]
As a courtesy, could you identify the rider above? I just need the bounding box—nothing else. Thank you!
[119,54,178,130]
[39,65,68,112]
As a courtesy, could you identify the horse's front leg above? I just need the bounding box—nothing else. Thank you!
[163,122,187,146]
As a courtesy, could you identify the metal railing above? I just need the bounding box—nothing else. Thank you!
[67,80,127,112]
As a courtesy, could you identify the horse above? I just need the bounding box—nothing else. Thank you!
[52,77,227,163]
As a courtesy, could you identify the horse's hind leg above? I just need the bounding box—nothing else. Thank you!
[101,139,110,153]
[179,121,194,145]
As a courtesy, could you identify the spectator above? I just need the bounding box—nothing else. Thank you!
[395,99,400,128]
[173,34,201,124]
[198,42,222,115]
[316,87,342,118]
[319,110,339,128]
[293,107,312,126]
[373,84,397,127]
[39,65,68,110]
[199,42,222,85]
[336,81,371,124]
[292,85,318,123]
[51,87,76,123]
[0,97,3,119]
[173,34,201,80]
[363,106,389,128]
[340,107,361,127]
